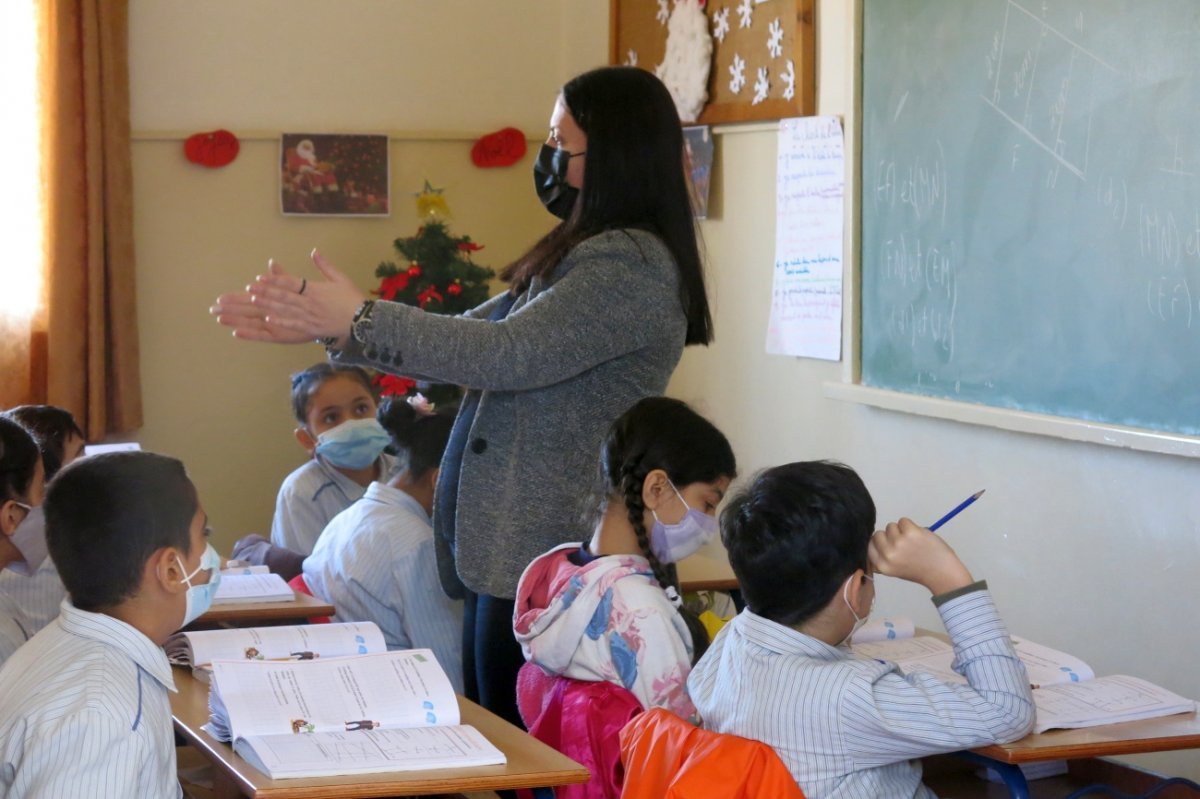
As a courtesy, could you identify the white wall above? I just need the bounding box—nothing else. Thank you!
[127,0,1199,780]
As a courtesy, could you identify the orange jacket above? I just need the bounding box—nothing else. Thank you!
[619,708,806,799]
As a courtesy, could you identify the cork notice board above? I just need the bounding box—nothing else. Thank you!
[609,0,815,125]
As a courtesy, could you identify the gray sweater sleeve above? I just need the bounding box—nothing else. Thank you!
[337,231,680,392]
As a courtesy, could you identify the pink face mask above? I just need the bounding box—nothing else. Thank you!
[649,482,718,564]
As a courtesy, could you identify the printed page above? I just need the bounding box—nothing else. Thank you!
[852,636,963,683]
[213,573,294,604]
[1011,637,1095,687]
[219,564,270,577]
[167,621,386,667]
[1033,675,1197,733]
[212,649,459,740]
[235,725,506,779]
[850,617,915,645]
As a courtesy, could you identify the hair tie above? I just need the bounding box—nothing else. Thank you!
[406,393,436,416]
[664,585,683,609]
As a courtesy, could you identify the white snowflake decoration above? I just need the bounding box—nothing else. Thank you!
[781,59,796,100]
[655,0,713,122]
[712,7,731,43]
[752,66,769,105]
[737,0,753,29]
[657,0,670,24]
[767,17,784,58]
[728,53,747,94]
[625,49,638,67]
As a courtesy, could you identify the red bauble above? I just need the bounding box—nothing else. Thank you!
[184,129,240,168]
[407,264,422,278]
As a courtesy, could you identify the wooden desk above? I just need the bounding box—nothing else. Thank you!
[191,592,335,628]
[974,709,1200,764]
[170,667,589,798]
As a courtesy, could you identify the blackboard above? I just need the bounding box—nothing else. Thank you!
[861,0,1200,437]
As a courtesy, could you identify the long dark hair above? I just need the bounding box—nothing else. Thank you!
[601,397,736,662]
[376,397,454,479]
[500,67,713,345]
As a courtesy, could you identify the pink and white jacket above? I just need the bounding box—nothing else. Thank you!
[513,542,697,719]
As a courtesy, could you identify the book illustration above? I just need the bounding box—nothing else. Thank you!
[344,720,382,731]
[290,651,318,660]
[245,647,262,660]
[291,719,314,734]
[166,621,386,669]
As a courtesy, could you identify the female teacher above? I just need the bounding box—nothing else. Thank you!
[211,66,713,726]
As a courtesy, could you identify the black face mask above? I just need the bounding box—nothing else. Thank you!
[533,143,582,220]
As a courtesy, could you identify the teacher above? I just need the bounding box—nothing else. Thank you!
[210,66,713,726]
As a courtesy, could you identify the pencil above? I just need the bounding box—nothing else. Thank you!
[928,489,985,532]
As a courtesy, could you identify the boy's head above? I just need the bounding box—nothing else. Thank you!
[721,461,876,627]
[0,416,45,541]
[2,404,85,480]
[289,363,379,453]
[45,452,208,632]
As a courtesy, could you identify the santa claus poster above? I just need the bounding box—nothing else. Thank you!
[280,133,390,216]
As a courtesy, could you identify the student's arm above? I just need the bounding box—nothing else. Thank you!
[841,587,1035,765]
[269,475,326,556]
[394,537,464,694]
[18,712,178,797]
[611,583,698,720]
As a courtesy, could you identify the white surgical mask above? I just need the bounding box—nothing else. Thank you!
[5,503,47,576]
[841,572,874,647]
[315,418,391,470]
[649,482,718,564]
[176,543,222,627]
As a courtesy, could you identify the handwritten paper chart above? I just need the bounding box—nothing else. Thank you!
[767,116,845,360]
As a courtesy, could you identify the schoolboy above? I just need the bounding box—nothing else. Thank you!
[270,363,397,555]
[0,417,45,667]
[688,461,1035,799]
[0,405,87,632]
[0,452,219,797]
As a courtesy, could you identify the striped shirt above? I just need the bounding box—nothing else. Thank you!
[687,586,1035,799]
[0,600,182,798]
[270,453,397,555]
[0,592,32,668]
[303,482,464,692]
[0,559,66,636]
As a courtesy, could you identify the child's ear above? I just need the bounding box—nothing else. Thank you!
[641,469,671,511]
[294,426,317,456]
[0,500,24,538]
[151,546,190,595]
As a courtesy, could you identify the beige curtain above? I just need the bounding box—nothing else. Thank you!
[0,0,142,437]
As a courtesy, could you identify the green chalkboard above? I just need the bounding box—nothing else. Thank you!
[861,0,1200,436]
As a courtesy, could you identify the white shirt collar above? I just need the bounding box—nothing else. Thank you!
[57,600,177,691]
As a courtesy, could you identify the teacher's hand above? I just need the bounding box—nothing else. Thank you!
[210,250,366,345]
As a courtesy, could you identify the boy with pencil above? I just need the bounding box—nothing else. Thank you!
[0,452,219,797]
[688,461,1034,799]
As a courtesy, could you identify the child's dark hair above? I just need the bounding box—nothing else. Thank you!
[2,405,84,480]
[289,363,376,425]
[0,416,41,504]
[45,451,199,612]
[376,397,454,479]
[721,461,876,627]
[601,397,736,663]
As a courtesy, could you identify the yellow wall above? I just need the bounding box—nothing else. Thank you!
[128,0,1199,780]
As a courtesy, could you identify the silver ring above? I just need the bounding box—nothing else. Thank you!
[298,278,307,295]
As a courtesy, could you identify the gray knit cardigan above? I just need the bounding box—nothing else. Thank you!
[332,229,688,598]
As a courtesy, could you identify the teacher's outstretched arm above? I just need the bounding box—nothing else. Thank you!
[210,250,365,346]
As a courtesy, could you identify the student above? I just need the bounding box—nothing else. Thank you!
[0,417,46,667]
[0,405,86,631]
[303,395,464,691]
[271,363,397,555]
[513,397,736,720]
[687,461,1035,799]
[0,451,218,798]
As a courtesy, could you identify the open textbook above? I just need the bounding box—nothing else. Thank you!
[213,572,294,604]
[203,649,506,779]
[166,621,387,670]
[852,622,1196,733]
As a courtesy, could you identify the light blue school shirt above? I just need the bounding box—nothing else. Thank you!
[0,592,32,669]
[269,453,397,556]
[302,482,464,693]
[0,600,182,798]
[0,559,66,636]
[687,587,1036,799]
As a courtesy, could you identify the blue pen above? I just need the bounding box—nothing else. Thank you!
[928,490,985,531]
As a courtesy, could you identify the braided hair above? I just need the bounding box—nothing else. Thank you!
[601,397,736,664]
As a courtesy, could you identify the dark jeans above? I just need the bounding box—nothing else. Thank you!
[461,589,525,729]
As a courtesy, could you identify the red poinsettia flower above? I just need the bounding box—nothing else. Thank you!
[447,282,463,296]
[457,241,484,253]
[417,286,444,308]
[374,374,416,398]
[407,263,422,278]
[377,272,410,301]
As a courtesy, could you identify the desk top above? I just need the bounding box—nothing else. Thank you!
[192,592,335,627]
[975,709,1200,763]
[170,666,590,798]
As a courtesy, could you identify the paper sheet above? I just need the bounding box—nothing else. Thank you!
[213,573,294,604]
[767,116,845,360]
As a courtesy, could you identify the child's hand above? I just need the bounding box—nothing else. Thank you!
[868,517,974,596]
